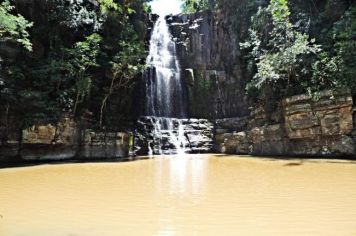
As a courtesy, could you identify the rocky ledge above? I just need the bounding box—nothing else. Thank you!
[135,116,214,155]
[0,116,130,162]
[215,90,356,157]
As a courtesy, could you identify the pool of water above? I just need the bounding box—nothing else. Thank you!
[1,154,356,235]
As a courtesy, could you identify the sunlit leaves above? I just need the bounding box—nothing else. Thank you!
[269,0,290,24]
[182,0,216,13]
[67,33,102,109]
[0,0,33,51]
[241,0,321,94]
[98,0,122,14]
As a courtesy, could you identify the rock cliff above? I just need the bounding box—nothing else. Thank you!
[167,11,250,119]
[216,90,355,157]
[0,116,130,162]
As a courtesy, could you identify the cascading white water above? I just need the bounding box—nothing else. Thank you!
[144,16,187,155]
[145,17,185,118]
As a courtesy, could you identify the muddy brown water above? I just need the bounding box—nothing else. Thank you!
[1,154,356,235]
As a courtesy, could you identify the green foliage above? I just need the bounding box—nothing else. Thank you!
[270,0,290,23]
[98,0,122,13]
[0,0,149,135]
[68,33,102,114]
[30,52,76,113]
[110,40,145,82]
[241,0,322,98]
[0,0,33,51]
[182,0,216,13]
[98,22,146,127]
[70,34,102,72]
[331,6,356,93]
[53,0,104,32]
[143,3,152,13]
[308,5,356,96]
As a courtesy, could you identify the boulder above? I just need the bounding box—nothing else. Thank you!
[223,132,250,154]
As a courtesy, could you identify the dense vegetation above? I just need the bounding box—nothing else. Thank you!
[181,0,216,13]
[183,0,355,105]
[0,0,150,139]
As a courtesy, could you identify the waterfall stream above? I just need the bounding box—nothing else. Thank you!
[137,16,214,156]
[143,17,187,155]
[145,17,185,118]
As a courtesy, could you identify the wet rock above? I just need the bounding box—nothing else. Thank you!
[135,116,214,155]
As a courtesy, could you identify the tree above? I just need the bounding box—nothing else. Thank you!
[0,0,149,144]
[0,0,33,51]
[329,6,356,94]
[240,0,321,99]
[67,33,103,115]
[182,0,216,13]
[0,0,33,145]
[100,37,145,127]
[97,2,147,128]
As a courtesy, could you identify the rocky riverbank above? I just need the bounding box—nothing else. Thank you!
[0,116,131,162]
[215,90,356,157]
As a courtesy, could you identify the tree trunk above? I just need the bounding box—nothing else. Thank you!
[99,74,118,128]
[100,95,110,128]
[2,103,10,145]
[73,90,80,115]
[16,122,24,158]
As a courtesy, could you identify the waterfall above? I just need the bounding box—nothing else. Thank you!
[145,17,186,118]
[141,16,187,155]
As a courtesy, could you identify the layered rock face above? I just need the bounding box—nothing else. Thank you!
[0,116,130,161]
[135,116,214,155]
[216,90,355,157]
[167,12,250,119]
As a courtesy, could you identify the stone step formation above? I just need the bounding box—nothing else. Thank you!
[135,116,214,156]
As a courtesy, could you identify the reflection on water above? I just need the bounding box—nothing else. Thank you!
[1,155,356,236]
[167,156,206,196]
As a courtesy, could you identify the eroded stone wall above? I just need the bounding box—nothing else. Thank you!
[0,116,130,161]
[216,90,355,157]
